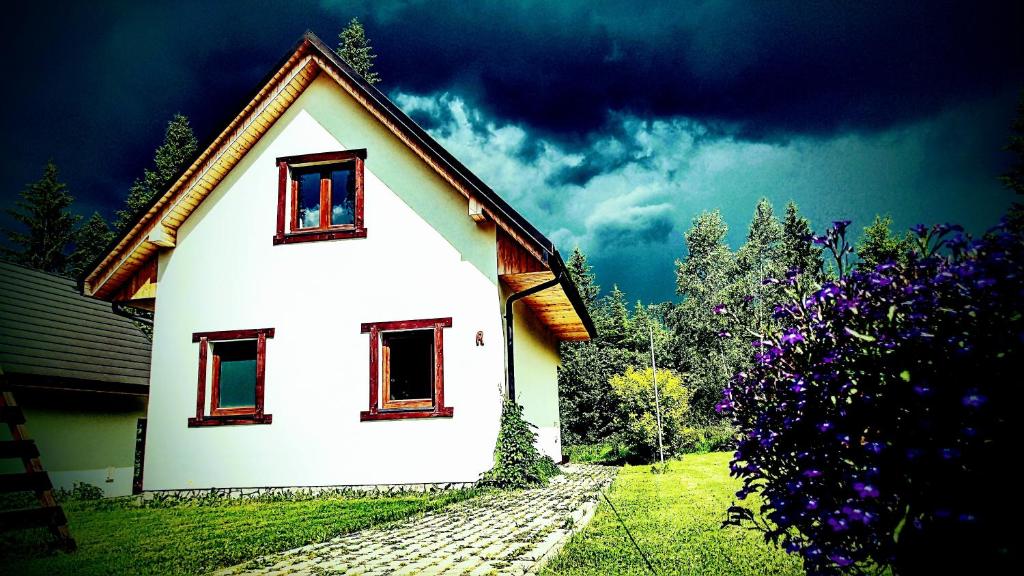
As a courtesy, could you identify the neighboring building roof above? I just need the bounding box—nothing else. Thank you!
[81,31,594,340]
[0,260,151,393]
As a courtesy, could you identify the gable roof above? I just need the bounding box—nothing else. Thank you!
[82,31,594,339]
[1,260,151,393]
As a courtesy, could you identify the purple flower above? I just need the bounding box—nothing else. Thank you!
[712,303,727,315]
[865,442,883,454]
[853,482,879,499]
[962,391,987,408]
[803,469,823,478]
[781,329,805,345]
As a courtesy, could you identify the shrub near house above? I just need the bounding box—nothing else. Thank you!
[719,220,1021,575]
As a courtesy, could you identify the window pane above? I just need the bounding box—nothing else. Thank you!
[384,330,434,402]
[215,340,257,408]
[330,167,356,226]
[295,171,321,229]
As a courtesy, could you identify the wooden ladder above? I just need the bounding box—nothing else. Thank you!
[0,369,76,551]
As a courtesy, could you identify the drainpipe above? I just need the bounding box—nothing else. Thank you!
[504,259,563,401]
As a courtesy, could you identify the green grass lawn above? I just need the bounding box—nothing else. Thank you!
[1,488,479,576]
[544,452,805,575]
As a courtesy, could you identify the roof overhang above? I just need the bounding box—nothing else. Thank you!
[81,31,595,340]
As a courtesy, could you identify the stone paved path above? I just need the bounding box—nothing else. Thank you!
[215,464,617,576]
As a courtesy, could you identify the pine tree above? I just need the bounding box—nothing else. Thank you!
[781,201,824,281]
[336,17,381,85]
[67,212,114,277]
[2,162,79,273]
[565,246,600,311]
[603,285,630,346]
[856,215,912,270]
[115,114,198,231]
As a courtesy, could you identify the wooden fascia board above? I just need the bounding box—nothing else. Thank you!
[85,52,318,298]
[84,45,317,297]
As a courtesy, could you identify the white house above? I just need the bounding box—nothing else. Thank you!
[81,32,594,491]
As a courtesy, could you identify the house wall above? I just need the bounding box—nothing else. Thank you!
[508,297,563,461]
[145,75,510,490]
[0,388,145,497]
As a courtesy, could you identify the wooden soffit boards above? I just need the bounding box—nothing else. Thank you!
[500,272,591,341]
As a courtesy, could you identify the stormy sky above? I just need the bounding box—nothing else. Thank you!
[2,1,1021,301]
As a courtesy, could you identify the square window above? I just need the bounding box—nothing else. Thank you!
[360,318,454,421]
[188,328,274,427]
[274,150,367,245]
[382,329,434,409]
[212,340,258,413]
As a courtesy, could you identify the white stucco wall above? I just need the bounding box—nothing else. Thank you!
[145,76,510,490]
[508,298,563,461]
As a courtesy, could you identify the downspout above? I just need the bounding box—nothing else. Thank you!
[504,259,563,401]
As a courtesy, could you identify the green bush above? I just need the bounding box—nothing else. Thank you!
[55,482,105,501]
[679,421,736,454]
[563,442,630,464]
[479,398,559,489]
[608,366,689,461]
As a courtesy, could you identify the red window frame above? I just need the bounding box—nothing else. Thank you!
[187,328,274,427]
[273,149,367,245]
[360,318,454,421]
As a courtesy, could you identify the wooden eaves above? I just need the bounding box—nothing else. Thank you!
[80,31,595,341]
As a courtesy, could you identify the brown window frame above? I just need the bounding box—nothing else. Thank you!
[187,328,275,427]
[360,318,454,421]
[273,149,367,245]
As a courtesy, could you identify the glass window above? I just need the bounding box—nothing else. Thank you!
[330,168,356,226]
[382,330,434,405]
[214,340,257,409]
[296,171,322,229]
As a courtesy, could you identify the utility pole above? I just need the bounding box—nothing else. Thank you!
[649,324,665,466]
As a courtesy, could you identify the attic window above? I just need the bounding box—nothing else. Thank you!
[188,328,274,427]
[360,318,454,421]
[274,150,367,245]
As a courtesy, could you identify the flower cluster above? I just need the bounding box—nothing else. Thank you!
[718,219,1021,575]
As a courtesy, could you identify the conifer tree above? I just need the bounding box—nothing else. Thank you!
[781,201,824,281]
[855,214,912,270]
[2,161,79,273]
[336,17,381,85]
[115,114,198,231]
[67,212,114,277]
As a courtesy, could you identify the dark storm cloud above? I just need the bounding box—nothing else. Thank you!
[365,0,1023,138]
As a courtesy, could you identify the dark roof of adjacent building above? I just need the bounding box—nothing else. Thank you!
[0,260,151,393]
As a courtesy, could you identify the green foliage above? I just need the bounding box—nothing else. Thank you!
[608,367,689,461]
[734,198,785,335]
[66,212,114,277]
[114,114,198,232]
[480,398,560,489]
[2,161,79,273]
[1000,91,1024,195]
[559,340,636,444]
[781,201,824,284]
[667,210,744,422]
[855,214,912,270]
[2,488,479,575]
[540,452,804,576]
[566,246,601,311]
[336,17,381,85]
[679,422,736,454]
[563,443,630,465]
[54,482,105,501]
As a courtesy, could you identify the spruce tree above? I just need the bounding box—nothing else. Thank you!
[781,201,824,281]
[67,212,114,277]
[2,161,79,273]
[336,17,381,85]
[603,285,630,346]
[856,215,912,270]
[115,114,198,231]
[565,246,600,311]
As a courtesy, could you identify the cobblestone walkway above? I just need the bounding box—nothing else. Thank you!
[215,464,617,576]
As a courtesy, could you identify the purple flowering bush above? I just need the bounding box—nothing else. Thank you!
[717,220,1021,574]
